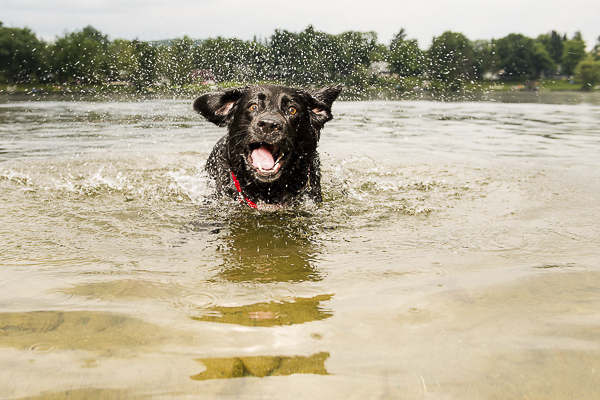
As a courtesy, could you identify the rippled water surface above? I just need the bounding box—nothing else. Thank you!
[2,93,600,399]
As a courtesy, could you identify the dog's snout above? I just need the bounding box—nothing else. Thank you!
[257,117,282,134]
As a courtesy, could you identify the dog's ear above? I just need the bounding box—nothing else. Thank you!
[306,85,343,130]
[192,87,245,127]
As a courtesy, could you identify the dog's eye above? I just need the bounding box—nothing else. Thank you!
[288,107,297,115]
[249,104,258,112]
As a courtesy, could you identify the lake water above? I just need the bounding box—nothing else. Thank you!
[1,92,600,399]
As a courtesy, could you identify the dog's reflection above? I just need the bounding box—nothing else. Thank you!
[187,209,333,326]
[215,211,322,284]
[190,352,330,380]
[191,293,333,327]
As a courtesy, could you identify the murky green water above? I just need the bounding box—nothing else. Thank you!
[1,92,600,399]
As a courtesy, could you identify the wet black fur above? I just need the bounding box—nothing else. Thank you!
[193,84,342,206]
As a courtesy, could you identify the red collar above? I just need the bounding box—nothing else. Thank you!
[230,169,311,210]
[230,171,258,209]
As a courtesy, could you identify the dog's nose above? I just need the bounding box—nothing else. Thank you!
[257,118,282,134]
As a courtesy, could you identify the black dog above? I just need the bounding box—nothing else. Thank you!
[193,84,342,209]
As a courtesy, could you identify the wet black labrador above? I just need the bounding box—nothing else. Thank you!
[193,84,342,209]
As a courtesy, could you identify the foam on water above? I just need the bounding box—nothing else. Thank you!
[168,165,215,204]
[1,159,216,205]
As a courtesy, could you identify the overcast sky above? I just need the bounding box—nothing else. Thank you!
[3,0,599,49]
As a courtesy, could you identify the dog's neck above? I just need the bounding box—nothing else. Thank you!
[230,171,258,209]
[230,169,311,210]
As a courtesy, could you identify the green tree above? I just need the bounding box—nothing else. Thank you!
[531,42,556,77]
[537,31,564,65]
[130,40,158,88]
[428,31,477,90]
[266,26,376,86]
[293,25,342,84]
[388,29,424,77]
[575,55,600,89]
[472,40,496,79]
[494,34,535,78]
[193,37,267,82]
[105,39,137,82]
[0,22,46,83]
[48,26,110,84]
[80,26,109,45]
[268,29,300,82]
[159,36,195,85]
[100,38,158,89]
[561,32,586,76]
[592,36,600,60]
[337,30,378,77]
[369,42,389,63]
[268,26,334,84]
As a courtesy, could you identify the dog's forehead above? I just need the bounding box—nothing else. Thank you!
[244,85,302,105]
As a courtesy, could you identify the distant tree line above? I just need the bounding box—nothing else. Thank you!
[1,21,599,92]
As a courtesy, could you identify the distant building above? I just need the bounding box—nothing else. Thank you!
[368,62,391,77]
[190,69,217,85]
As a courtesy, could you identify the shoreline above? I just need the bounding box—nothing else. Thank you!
[1,87,599,105]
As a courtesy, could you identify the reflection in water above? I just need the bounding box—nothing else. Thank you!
[191,210,323,283]
[192,294,333,326]
[190,352,330,380]
[186,211,335,327]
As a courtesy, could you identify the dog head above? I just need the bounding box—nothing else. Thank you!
[193,84,342,184]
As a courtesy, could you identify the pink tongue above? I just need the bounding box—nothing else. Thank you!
[251,146,275,170]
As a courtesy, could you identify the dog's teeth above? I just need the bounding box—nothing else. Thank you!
[275,152,285,164]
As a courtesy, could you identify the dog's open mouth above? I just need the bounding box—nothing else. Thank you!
[249,143,286,176]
